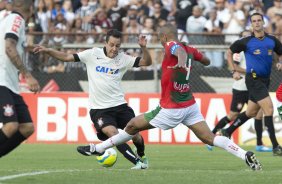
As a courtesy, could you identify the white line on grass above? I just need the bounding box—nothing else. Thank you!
[0,169,92,182]
[0,171,50,181]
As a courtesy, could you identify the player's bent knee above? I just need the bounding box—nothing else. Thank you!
[124,121,139,135]
[19,123,34,137]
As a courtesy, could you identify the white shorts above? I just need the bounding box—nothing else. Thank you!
[147,103,205,130]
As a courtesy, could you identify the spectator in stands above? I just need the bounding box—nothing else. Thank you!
[92,8,113,43]
[204,8,224,68]
[175,0,198,31]
[123,15,143,43]
[75,0,93,32]
[151,1,169,26]
[222,0,245,44]
[140,17,156,43]
[43,54,66,74]
[36,0,49,33]
[215,0,229,27]
[50,1,66,21]
[267,0,282,27]
[107,0,127,31]
[161,0,176,18]
[88,0,100,12]
[63,0,75,26]
[48,24,68,47]
[122,5,138,32]
[73,29,87,44]
[197,0,216,17]
[274,12,282,41]
[186,5,207,44]
[135,0,150,18]
[44,0,55,11]
[71,0,82,13]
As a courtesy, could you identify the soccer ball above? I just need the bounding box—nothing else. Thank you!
[96,148,117,167]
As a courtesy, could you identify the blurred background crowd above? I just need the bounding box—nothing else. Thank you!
[0,0,281,92]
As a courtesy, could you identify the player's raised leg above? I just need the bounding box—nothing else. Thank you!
[189,121,262,171]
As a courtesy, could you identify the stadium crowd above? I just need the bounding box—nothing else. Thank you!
[0,0,282,71]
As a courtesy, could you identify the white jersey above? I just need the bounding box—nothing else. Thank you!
[0,12,26,94]
[77,48,137,109]
[232,51,247,91]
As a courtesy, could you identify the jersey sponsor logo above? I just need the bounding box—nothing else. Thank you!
[170,44,181,55]
[173,82,190,92]
[96,57,103,60]
[3,104,14,117]
[11,15,23,34]
[253,49,261,55]
[96,66,119,74]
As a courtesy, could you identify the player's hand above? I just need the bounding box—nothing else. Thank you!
[138,35,147,48]
[232,71,242,80]
[276,62,282,71]
[167,64,186,69]
[33,45,48,54]
[25,73,41,94]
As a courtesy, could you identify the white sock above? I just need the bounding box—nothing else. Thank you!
[95,130,133,153]
[213,136,247,160]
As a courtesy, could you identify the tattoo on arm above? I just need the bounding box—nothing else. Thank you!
[5,38,29,76]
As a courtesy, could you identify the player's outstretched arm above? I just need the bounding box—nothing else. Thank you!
[199,55,210,66]
[33,45,75,62]
[138,35,152,66]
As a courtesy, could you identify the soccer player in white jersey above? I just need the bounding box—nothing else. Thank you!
[70,24,262,171]
[0,0,40,158]
[33,29,152,169]
[209,30,272,152]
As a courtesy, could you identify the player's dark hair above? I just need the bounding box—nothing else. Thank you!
[250,12,264,22]
[106,29,122,43]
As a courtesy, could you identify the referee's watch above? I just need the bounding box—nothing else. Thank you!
[230,70,236,74]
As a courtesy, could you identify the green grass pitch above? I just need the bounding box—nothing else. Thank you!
[0,144,281,184]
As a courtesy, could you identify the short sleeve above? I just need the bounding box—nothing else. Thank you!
[77,49,94,64]
[4,14,25,41]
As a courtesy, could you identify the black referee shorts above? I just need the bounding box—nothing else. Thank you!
[230,89,249,112]
[0,86,32,124]
[245,74,270,103]
[89,103,135,141]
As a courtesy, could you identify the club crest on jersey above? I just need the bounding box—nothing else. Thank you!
[237,103,243,110]
[96,66,119,74]
[268,49,273,55]
[97,118,104,127]
[253,49,261,55]
[3,104,14,117]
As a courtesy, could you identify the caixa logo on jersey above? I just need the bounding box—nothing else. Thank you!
[96,66,119,74]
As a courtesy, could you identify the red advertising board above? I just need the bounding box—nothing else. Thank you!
[21,93,236,144]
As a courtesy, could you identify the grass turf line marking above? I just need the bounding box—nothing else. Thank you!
[0,171,50,181]
[0,169,92,182]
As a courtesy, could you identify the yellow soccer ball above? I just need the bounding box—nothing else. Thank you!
[96,148,117,167]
